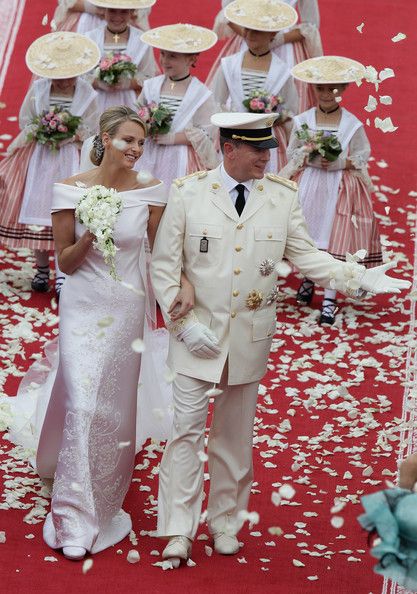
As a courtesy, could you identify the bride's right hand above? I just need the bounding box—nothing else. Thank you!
[168,281,195,321]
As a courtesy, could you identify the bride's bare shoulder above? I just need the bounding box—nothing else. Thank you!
[59,170,96,187]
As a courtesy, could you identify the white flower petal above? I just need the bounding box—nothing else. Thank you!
[82,559,93,574]
[131,338,146,353]
[127,550,140,563]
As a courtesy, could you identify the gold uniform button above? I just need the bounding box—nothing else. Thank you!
[236,223,244,230]
[234,268,241,275]
[232,290,239,297]
[231,312,237,318]
[235,246,242,252]
[267,233,273,239]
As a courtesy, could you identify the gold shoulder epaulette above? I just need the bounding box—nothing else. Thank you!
[174,170,207,188]
[266,173,298,191]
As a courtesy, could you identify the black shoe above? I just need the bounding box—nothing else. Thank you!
[319,298,337,325]
[296,279,315,305]
[31,266,50,292]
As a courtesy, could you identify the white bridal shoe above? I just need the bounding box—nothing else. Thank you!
[63,546,87,560]
[162,536,192,568]
[213,532,240,555]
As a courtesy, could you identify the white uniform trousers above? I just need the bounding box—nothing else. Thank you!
[157,371,259,540]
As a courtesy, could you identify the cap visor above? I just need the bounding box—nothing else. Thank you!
[247,137,279,149]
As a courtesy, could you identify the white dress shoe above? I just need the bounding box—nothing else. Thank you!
[213,532,240,555]
[162,536,192,567]
[63,546,87,560]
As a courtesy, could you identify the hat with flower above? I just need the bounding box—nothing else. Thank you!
[291,56,366,84]
[224,0,298,33]
[141,23,217,53]
[26,31,100,79]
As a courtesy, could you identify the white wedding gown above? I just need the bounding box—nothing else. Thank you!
[4,181,173,553]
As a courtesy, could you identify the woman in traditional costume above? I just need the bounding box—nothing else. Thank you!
[280,56,383,325]
[0,32,100,295]
[84,0,158,114]
[135,23,220,187]
[210,0,299,172]
[207,0,322,111]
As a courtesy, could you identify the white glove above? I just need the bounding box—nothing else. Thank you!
[359,261,411,294]
[179,323,221,359]
[155,132,176,145]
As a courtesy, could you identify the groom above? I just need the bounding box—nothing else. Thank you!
[151,112,410,566]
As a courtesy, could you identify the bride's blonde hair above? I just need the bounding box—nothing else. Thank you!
[90,105,147,166]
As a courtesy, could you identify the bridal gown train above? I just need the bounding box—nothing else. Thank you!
[12,181,170,553]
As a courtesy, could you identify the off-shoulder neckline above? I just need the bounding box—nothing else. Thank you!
[54,182,164,194]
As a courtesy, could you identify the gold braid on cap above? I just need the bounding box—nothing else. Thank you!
[231,133,274,141]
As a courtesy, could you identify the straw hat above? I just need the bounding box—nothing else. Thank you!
[224,0,298,33]
[87,0,156,8]
[26,32,100,79]
[291,56,366,84]
[141,24,218,53]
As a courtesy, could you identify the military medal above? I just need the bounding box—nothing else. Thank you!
[200,237,209,253]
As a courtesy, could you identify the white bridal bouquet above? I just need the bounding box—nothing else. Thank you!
[75,185,123,280]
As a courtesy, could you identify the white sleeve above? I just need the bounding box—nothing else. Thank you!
[184,94,221,170]
[209,65,230,111]
[281,77,299,117]
[279,122,305,178]
[298,0,320,26]
[137,47,159,84]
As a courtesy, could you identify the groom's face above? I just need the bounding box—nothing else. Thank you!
[225,141,271,180]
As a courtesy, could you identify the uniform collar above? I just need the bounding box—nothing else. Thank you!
[220,163,254,195]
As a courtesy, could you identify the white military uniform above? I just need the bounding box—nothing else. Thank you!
[151,119,365,541]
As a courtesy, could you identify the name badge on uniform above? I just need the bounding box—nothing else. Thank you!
[200,237,209,253]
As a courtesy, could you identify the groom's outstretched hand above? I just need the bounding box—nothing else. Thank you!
[360,261,411,294]
[180,323,221,359]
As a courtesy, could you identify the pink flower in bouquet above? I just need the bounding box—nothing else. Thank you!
[118,53,132,62]
[57,124,68,133]
[100,57,112,71]
[138,106,150,120]
[45,113,53,121]
[49,120,57,129]
[249,98,259,110]
[304,141,318,153]
[270,96,278,108]
[265,107,272,113]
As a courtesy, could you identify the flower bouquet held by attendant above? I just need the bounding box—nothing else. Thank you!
[27,107,82,152]
[207,0,323,112]
[280,56,383,325]
[210,0,299,173]
[136,23,220,186]
[243,89,289,123]
[84,0,158,115]
[96,51,137,85]
[137,101,173,135]
[0,31,100,296]
[295,122,342,162]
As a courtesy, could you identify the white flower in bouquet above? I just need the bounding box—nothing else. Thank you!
[75,185,123,280]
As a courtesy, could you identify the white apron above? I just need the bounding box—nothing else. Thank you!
[295,107,363,248]
[138,75,212,186]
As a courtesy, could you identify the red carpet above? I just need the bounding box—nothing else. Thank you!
[0,2,416,593]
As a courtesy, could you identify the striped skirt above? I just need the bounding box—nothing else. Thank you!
[294,168,383,268]
[0,144,54,251]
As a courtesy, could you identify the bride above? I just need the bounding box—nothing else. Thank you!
[5,105,193,560]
